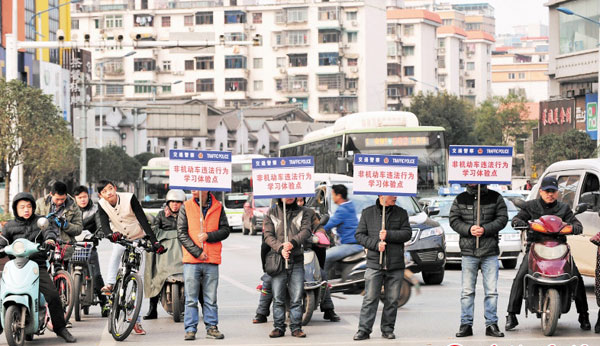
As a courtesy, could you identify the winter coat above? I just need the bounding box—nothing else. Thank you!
[0,192,59,265]
[80,200,98,234]
[449,186,508,257]
[323,200,359,244]
[355,198,412,271]
[36,194,83,244]
[263,200,311,264]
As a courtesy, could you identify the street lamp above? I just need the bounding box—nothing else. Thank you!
[556,7,600,158]
[409,77,439,93]
[97,51,137,148]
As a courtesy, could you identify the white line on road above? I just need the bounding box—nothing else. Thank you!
[221,273,260,295]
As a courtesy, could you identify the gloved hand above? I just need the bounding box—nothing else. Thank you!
[153,242,167,254]
[55,217,68,229]
[512,219,528,228]
[110,232,123,243]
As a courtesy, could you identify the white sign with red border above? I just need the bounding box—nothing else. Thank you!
[169,150,232,191]
[353,154,418,196]
[252,156,314,199]
[448,145,513,185]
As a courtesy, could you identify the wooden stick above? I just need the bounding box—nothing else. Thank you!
[380,202,386,266]
[476,184,481,249]
[283,201,289,269]
[199,192,205,251]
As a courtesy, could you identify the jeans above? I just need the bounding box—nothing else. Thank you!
[460,255,499,326]
[183,263,219,332]
[271,262,304,332]
[105,243,125,285]
[256,273,272,317]
[324,244,364,275]
[357,268,404,334]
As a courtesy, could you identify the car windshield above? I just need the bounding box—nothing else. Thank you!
[224,193,248,209]
[434,200,454,217]
[254,198,271,207]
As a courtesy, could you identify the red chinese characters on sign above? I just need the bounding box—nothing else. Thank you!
[542,107,572,126]
[256,172,312,185]
[451,160,508,170]
[356,168,414,190]
[266,182,303,191]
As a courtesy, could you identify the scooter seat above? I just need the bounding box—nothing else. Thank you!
[342,251,365,263]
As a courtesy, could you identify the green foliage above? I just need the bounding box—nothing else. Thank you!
[134,152,160,167]
[87,146,141,185]
[474,94,535,146]
[532,129,596,169]
[408,91,477,145]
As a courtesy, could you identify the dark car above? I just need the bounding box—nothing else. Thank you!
[306,174,446,285]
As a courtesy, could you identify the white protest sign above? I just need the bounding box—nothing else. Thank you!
[448,145,513,185]
[252,156,314,199]
[353,154,419,196]
[169,150,232,191]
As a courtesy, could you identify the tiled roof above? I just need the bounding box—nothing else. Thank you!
[387,9,442,24]
[466,31,496,42]
[436,25,467,37]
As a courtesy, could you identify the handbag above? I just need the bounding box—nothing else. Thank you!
[265,250,284,276]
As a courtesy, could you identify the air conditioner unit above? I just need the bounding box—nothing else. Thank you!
[343,44,350,49]
[173,71,184,76]
[279,68,287,74]
[468,89,474,94]
[352,20,358,27]
[317,85,328,91]
[438,48,445,54]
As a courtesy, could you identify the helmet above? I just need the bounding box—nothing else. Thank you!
[166,189,186,203]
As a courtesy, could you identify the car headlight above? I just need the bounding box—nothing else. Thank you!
[533,243,567,260]
[502,233,521,241]
[12,241,26,256]
[420,226,443,239]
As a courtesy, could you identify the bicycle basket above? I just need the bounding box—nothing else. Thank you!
[72,245,92,263]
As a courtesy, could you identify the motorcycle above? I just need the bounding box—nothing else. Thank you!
[517,204,587,336]
[0,218,51,346]
[300,247,328,325]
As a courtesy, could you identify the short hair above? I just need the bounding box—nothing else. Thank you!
[331,184,348,200]
[51,181,68,195]
[73,185,89,196]
[97,180,115,194]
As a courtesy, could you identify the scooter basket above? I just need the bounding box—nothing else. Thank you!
[72,245,92,263]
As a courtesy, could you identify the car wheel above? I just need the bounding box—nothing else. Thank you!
[502,259,518,269]
[422,270,444,285]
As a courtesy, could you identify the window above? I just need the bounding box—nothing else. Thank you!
[195,12,213,25]
[387,42,398,57]
[253,13,262,24]
[134,81,152,94]
[275,11,285,24]
[438,38,445,48]
[161,16,171,27]
[319,7,338,21]
[196,56,214,70]
[347,58,358,66]
[347,32,357,43]
[224,32,245,41]
[556,175,581,208]
[276,57,286,68]
[254,80,263,91]
[345,78,357,90]
[402,46,414,56]
[225,55,247,69]
[442,19,452,26]
[105,15,123,28]
[95,19,100,29]
[405,86,414,96]
[224,11,246,24]
[253,58,263,69]
[318,74,343,89]
[225,78,247,91]
[387,87,399,97]
[185,82,195,93]
[467,62,475,71]
[466,79,475,88]
[287,30,308,46]
[105,84,123,95]
[134,59,156,71]
[319,52,339,66]
[162,85,171,93]
[163,61,171,71]
[387,23,396,35]
[559,0,600,54]
[387,63,400,76]
[319,97,357,114]
[289,54,307,67]
[287,8,308,23]
[72,19,79,30]
[184,15,194,26]
[185,60,195,70]
[518,72,525,79]
[437,56,445,69]
[508,73,515,80]
[404,66,414,77]
[133,14,153,27]
[346,11,357,21]
[404,24,414,36]
[196,78,214,92]
[319,29,340,44]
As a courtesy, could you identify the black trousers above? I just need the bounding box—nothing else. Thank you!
[39,267,67,332]
[507,251,588,314]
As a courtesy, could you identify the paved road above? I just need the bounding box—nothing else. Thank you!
[9,232,600,346]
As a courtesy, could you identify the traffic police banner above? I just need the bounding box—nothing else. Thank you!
[252,156,314,199]
[448,145,513,185]
[353,154,419,196]
[169,149,232,191]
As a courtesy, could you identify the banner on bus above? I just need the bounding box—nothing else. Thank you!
[252,156,314,199]
[353,154,419,196]
[169,150,232,191]
[448,145,513,185]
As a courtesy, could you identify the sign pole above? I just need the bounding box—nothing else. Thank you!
[380,202,386,267]
[199,192,205,252]
[476,184,481,249]
[283,200,289,269]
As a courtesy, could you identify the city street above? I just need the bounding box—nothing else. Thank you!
[18,232,600,346]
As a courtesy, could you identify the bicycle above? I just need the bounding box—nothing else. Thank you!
[70,233,106,321]
[47,240,75,324]
[106,238,153,341]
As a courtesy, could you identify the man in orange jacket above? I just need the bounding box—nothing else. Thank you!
[177,190,230,341]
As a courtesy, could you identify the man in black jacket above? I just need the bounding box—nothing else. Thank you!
[449,184,507,338]
[0,193,76,343]
[353,195,412,341]
[505,176,590,331]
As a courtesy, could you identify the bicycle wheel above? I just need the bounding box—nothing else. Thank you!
[109,273,144,341]
[72,273,82,321]
[54,269,75,321]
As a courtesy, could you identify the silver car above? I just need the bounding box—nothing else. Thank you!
[424,196,522,269]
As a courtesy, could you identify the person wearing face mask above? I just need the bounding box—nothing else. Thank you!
[505,176,590,332]
[353,195,412,341]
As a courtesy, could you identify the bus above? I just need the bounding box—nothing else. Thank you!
[137,154,265,228]
[279,111,446,196]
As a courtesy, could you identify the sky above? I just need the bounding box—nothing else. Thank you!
[450,0,549,35]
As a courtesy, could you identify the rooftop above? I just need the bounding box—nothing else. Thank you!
[387,9,442,24]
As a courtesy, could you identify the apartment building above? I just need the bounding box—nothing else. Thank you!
[436,25,466,96]
[70,0,387,122]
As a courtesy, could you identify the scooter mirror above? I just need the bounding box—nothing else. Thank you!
[37,217,49,230]
[319,214,330,226]
[574,203,589,215]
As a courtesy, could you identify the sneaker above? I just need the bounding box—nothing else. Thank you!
[65,321,72,329]
[101,305,110,318]
[291,329,306,338]
[56,328,76,343]
[269,328,285,338]
[101,285,114,295]
[184,331,196,341]
[133,323,146,335]
[206,326,224,339]
[252,314,267,324]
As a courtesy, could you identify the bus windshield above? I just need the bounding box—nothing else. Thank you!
[141,169,170,209]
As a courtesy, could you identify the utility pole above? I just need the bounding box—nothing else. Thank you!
[80,71,87,185]
[133,108,138,156]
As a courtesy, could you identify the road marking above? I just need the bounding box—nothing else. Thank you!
[221,273,259,295]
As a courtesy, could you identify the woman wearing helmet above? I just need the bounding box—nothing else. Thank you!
[143,189,187,320]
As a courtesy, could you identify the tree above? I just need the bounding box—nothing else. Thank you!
[532,130,596,169]
[87,146,141,186]
[475,94,535,146]
[408,91,477,145]
[134,152,160,167]
[0,79,78,213]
